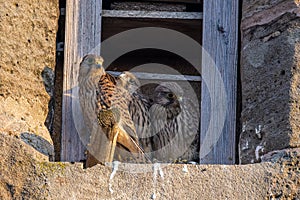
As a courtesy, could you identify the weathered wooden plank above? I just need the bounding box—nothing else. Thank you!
[117,0,202,4]
[108,71,201,81]
[62,0,102,162]
[200,0,239,164]
[102,10,203,19]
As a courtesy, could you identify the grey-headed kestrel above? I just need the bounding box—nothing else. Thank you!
[116,75,200,163]
[78,54,147,166]
[149,82,200,163]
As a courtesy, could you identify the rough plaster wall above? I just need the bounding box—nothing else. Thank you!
[262,148,300,198]
[0,133,283,200]
[239,0,300,164]
[0,133,49,199]
[290,33,300,147]
[2,132,300,199]
[0,0,59,147]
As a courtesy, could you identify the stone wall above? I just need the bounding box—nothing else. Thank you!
[1,132,299,199]
[0,132,285,199]
[0,0,58,145]
[239,0,300,164]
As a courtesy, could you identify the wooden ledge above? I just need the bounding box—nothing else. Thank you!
[107,71,202,81]
[102,10,203,19]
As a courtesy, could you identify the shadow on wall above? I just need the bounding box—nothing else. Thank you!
[22,66,56,161]
[20,132,54,161]
[41,66,55,135]
[40,66,58,161]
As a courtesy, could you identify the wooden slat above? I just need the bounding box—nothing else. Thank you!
[107,71,201,81]
[200,0,239,164]
[117,0,202,4]
[102,10,203,19]
[62,0,102,162]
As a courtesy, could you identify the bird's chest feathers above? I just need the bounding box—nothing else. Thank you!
[97,107,121,128]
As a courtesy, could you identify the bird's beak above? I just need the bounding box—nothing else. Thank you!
[178,96,183,102]
[118,74,126,86]
[119,73,128,82]
[95,58,104,68]
[96,64,102,68]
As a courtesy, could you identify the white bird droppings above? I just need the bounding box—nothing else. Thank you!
[108,161,120,194]
[182,164,188,173]
[255,145,264,161]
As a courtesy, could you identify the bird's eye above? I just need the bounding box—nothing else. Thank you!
[87,57,95,63]
[167,93,174,98]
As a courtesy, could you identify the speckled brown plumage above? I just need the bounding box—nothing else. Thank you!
[118,72,152,156]
[78,54,146,165]
[150,82,200,163]
[116,74,200,163]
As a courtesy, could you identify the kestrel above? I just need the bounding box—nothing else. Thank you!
[115,74,200,163]
[78,54,146,166]
[149,82,200,163]
[118,72,153,156]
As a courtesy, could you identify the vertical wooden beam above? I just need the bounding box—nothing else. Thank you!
[62,0,102,161]
[200,0,239,164]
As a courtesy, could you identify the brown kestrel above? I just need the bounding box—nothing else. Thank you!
[78,54,146,166]
[150,82,200,163]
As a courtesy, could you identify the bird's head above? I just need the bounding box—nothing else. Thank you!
[118,71,141,94]
[79,54,105,78]
[153,82,183,108]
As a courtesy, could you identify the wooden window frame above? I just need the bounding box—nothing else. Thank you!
[61,0,238,164]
